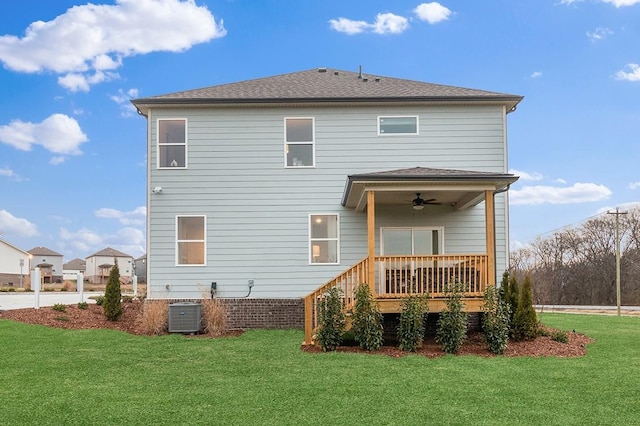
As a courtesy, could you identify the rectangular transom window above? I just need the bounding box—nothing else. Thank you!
[309,214,339,264]
[378,116,418,135]
[176,215,205,266]
[158,119,187,168]
[285,118,315,167]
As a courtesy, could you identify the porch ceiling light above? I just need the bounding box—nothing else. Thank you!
[413,204,425,211]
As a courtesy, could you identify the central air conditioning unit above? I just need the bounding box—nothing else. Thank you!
[168,302,202,333]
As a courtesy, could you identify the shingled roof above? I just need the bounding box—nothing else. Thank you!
[87,247,132,259]
[28,246,63,257]
[132,67,523,113]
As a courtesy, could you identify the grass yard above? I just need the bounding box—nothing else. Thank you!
[0,313,638,425]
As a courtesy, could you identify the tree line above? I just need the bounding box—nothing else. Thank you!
[510,206,640,306]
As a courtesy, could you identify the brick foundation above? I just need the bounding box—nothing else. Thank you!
[220,298,304,330]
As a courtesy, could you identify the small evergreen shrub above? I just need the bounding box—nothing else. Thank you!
[351,283,384,351]
[103,262,122,321]
[316,287,346,351]
[397,295,428,352]
[550,330,569,343]
[94,295,105,306]
[52,303,66,312]
[121,295,134,303]
[512,274,538,341]
[77,302,89,310]
[436,282,468,354]
[482,285,511,354]
[202,298,228,336]
[340,329,358,347]
[141,300,168,336]
[506,274,519,326]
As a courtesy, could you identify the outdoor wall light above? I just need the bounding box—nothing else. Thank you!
[151,187,163,194]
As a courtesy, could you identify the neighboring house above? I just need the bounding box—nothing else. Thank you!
[85,247,134,284]
[132,67,522,340]
[133,254,147,282]
[28,246,64,284]
[0,239,31,287]
[63,258,86,281]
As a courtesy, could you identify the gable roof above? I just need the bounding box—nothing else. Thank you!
[28,246,63,257]
[0,239,31,257]
[132,67,523,113]
[87,247,132,259]
[63,258,86,270]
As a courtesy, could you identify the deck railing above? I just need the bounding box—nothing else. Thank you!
[303,254,488,345]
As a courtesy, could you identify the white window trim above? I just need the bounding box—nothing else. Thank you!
[309,213,340,265]
[284,117,316,168]
[157,118,188,169]
[175,214,206,266]
[377,115,419,136]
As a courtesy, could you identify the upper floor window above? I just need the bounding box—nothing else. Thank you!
[378,116,418,135]
[176,215,205,266]
[158,119,187,169]
[285,118,315,167]
[309,214,339,265]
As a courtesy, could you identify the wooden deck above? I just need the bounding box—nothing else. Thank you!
[303,254,489,344]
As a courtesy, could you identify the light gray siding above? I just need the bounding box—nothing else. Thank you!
[147,105,510,299]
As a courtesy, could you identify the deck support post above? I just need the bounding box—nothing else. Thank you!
[367,190,376,294]
[485,190,496,285]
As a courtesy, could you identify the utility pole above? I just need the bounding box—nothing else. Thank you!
[607,207,627,316]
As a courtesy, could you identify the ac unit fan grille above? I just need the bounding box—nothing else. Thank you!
[168,303,202,333]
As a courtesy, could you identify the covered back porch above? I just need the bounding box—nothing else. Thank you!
[303,167,518,345]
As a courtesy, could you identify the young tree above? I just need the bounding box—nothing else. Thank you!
[103,261,122,321]
[512,274,538,341]
[351,283,384,351]
[436,282,468,354]
[316,287,346,351]
[482,285,511,354]
[397,295,428,352]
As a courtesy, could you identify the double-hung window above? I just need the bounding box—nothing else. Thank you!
[176,215,205,266]
[309,214,339,264]
[378,116,418,135]
[285,118,315,167]
[158,119,187,168]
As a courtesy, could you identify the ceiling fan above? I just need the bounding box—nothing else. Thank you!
[412,193,441,210]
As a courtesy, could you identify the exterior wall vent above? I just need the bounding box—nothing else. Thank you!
[168,302,202,333]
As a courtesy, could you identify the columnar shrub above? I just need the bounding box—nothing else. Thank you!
[436,281,468,354]
[482,285,511,354]
[505,274,519,326]
[351,283,384,351]
[103,262,122,321]
[512,274,538,341]
[316,287,346,351]
[397,295,428,352]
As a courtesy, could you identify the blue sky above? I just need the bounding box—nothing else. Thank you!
[1,0,639,262]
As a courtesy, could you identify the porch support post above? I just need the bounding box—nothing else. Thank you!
[485,190,496,284]
[367,190,376,293]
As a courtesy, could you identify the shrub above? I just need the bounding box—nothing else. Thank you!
[121,295,134,303]
[512,274,538,341]
[52,303,66,312]
[94,295,105,306]
[77,302,89,310]
[504,273,519,326]
[341,329,358,347]
[551,330,569,343]
[482,285,511,354]
[201,298,228,336]
[316,287,346,351]
[397,295,428,352]
[351,283,384,351]
[436,282,468,354]
[141,300,168,336]
[103,262,122,321]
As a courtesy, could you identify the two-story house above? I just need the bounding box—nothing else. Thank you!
[132,67,522,341]
[85,247,134,284]
[0,239,31,287]
[28,246,64,284]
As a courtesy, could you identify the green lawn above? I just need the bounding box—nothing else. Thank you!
[1,313,638,425]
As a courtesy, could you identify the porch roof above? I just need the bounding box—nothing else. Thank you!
[342,167,518,212]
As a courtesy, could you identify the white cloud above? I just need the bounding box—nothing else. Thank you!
[531,71,543,78]
[50,156,66,165]
[110,88,140,117]
[559,0,582,4]
[329,13,409,35]
[371,13,409,34]
[59,227,105,255]
[95,206,146,226]
[554,178,567,184]
[602,0,640,6]
[0,168,15,177]
[414,2,452,24]
[510,182,612,205]
[587,27,613,41]
[509,169,543,181]
[596,201,640,215]
[59,225,145,258]
[615,64,640,81]
[0,210,38,237]
[0,114,88,155]
[629,182,640,190]
[0,0,226,91]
